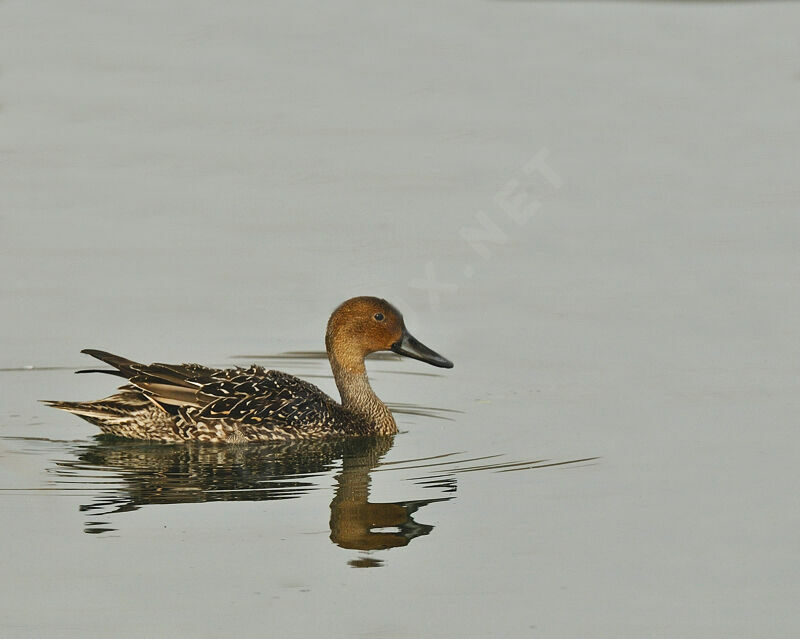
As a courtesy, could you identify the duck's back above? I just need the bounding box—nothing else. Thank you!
[46,351,370,442]
[172,366,366,442]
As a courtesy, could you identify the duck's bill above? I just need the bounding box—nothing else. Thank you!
[391,332,454,369]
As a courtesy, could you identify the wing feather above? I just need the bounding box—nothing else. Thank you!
[74,350,359,440]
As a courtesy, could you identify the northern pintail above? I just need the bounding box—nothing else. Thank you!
[45,297,453,442]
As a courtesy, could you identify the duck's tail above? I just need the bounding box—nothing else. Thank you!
[44,349,152,432]
[44,349,211,439]
[42,390,169,437]
[74,349,141,378]
[43,390,150,420]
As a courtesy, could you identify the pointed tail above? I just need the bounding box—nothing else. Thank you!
[76,349,141,378]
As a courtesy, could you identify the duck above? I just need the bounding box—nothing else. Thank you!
[45,296,453,443]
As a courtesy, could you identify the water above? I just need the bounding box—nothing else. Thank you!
[2,1,799,637]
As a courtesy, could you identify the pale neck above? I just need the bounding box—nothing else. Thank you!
[328,357,397,435]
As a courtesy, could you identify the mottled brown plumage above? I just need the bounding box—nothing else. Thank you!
[45,297,453,442]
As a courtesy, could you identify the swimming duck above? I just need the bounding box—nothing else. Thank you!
[45,296,453,442]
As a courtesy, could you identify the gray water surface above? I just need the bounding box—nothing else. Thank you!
[2,1,799,637]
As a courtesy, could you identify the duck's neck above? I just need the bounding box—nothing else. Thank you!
[328,356,397,435]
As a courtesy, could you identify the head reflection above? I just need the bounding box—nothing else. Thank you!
[56,435,452,564]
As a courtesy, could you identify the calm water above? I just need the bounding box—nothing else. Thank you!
[2,1,799,637]
[2,357,601,637]
[4,355,593,541]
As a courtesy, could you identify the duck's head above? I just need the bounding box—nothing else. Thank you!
[325,296,453,373]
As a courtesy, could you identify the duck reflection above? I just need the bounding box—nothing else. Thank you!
[54,435,452,560]
[328,440,449,552]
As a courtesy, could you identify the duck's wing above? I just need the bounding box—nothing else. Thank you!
[78,349,347,439]
[179,367,343,432]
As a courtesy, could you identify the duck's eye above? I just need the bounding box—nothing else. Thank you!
[373,313,385,322]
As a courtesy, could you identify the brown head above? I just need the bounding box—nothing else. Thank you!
[325,296,453,374]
